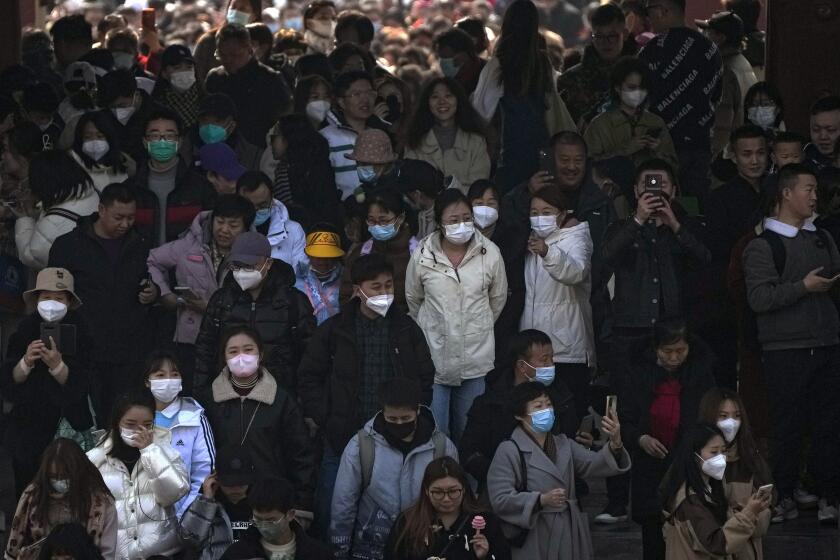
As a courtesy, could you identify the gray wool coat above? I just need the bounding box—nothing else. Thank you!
[487,427,631,560]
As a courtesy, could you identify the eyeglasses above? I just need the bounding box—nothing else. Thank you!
[592,33,622,43]
[145,132,179,142]
[343,89,377,101]
[251,517,285,526]
[366,216,398,227]
[429,487,464,500]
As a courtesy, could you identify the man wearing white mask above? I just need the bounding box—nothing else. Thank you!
[303,0,337,55]
[98,68,156,163]
[194,231,315,393]
[298,253,435,539]
[2,267,95,496]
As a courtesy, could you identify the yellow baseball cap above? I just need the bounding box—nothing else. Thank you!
[305,231,345,258]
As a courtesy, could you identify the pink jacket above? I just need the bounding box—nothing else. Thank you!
[147,211,225,344]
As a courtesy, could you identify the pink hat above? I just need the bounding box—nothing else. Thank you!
[345,129,396,164]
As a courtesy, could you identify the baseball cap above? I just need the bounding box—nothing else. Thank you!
[63,61,97,88]
[161,44,195,69]
[216,445,256,487]
[695,11,744,44]
[199,143,246,181]
[229,232,272,266]
[305,231,345,258]
[394,159,445,197]
[23,267,82,309]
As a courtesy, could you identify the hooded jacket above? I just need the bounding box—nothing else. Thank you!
[262,199,307,271]
[86,432,190,559]
[330,409,458,560]
[179,494,234,560]
[193,261,316,392]
[520,221,595,365]
[297,301,436,455]
[198,369,316,516]
[220,524,332,560]
[319,111,391,200]
[147,210,228,344]
[405,230,508,385]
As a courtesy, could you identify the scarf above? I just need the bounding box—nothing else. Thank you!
[161,84,201,128]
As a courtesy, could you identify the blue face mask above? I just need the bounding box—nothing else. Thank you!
[227,8,251,25]
[357,165,378,184]
[369,223,398,241]
[253,207,271,226]
[439,57,461,78]
[523,360,555,386]
[529,408,555,433]
[199,123,229,144]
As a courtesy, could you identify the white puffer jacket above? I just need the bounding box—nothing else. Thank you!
[405,230,508,385]
[87,432,190,560]
[520,222,596,365]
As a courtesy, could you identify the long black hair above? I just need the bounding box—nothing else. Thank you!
[37,523,105,560]
[28,150,94,209]
[660,423,729,523]
[404,77,487,150]
[72,109,127,172]
[494,0,552,97]
[104,391,156,458]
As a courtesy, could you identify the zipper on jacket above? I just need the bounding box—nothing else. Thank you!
[250,301,257,329]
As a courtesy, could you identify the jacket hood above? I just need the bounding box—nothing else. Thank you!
[212,367,277,405]
[265,199,292,241]
[189,210,213,245]
[170,396,206,428]
[363,405,437,439]
[545,220,590,243]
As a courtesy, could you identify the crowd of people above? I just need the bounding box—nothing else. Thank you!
[1,0,839,558]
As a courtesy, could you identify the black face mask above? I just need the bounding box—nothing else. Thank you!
[385,419,416,440]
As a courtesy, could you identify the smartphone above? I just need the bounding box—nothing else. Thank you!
[40,323,77,355]
[0,200,17,208]
[646,127,662,138]
[645,173,665,208]
[756,484,774,500]
[141,7,156,29]
[539,149,555,177]
[605,395,618,418]
[818,268,840,280]
[175,286,199,300]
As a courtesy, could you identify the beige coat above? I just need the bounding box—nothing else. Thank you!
[404,129,491,189]
[405,230,507,385]
[723,453,772,560]
[583,108,679,172]
[664,483,760,560]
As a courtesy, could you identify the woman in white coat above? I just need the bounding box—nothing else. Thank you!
[69,109,135,192]
[142,351,216,520]
[405,189,508,443]
[14,150,99,270]
[520,185,595,423]
[87,392,190,559]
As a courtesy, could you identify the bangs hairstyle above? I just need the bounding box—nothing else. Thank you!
[293,74,333,114]
[351,252,394,285]
[405,77,487,150]
[609,56,652,103]
[508,328,552,366]
[467,179,499,204]
[698,387,763,476]
[72,109,127,172]
[105,391,156,456]
[365,188,405,217]
[433,188,472,226]
[212,193,257,229]
[653,317,689,347]
[531,185,572,212]
[509,380,551,418]
[744,81,784,127]
[217,325,264,372]
[140,349,181,384]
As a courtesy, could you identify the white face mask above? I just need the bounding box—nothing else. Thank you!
[716,418,741,443]
[120,428,143,448]
[472,205,499,229]
[50,478,70,494]
[621,88,647,109]
[530,215,558,238]
[305,100,331,124]
[112,105,135,125]
[37,300,68,323]
[443,221,475,245]
[308,19,336,37]
[233,264,265,291]
[697,453,727,481]
[150,378,182,404]
[360,289,394,317]
[82,139,110,161]
[747,106,777,129]
[227,353,260,378]
[112,52,135,70]
[169,70,197,92]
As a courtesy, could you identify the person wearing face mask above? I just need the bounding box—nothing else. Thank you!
[395,159,446,240]
[148,195,255,393]
[183,93,262,172]
[521,186,594,422]
[236,171,308,272]
[152,45,206,130]
[193,0,261,83]
[460,330,578,493]
[303,0,337,55]
[613,319,715,557]
[0,268,95,497]
[220,477,331,560]
[198,327,317,531]
[98,68,156,163]
[103,27,155,82]
[293,74,334,130]
[406,190,508,442]
[298,254,435,538]
[200,142,248,199]
[14,150,100,270]
[743,82,786,134]
[330,377,457,560]
[21,82,64,150]
[698,388,773,556]
[69,109,135,193]
[341,189,415,311]
[661,423,770,560]
[87,392,190,559]
[193,232,315,392]
[434,28,486,96]
[487,381,630,560]
[344,128,399,198]
[141,351,215,521]
[584,56,678,171]
[5,439,117,560]
[294,228,345,325]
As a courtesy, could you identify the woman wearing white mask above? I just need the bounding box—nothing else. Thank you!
[142,351,216,520]
[661,423,771,560]
[5,438,117,560]
[520,186,594,421]
[70,109,135,192]
[584,56,678,171]
[293,74,334,130]
[1,268,95,497]
[743,82,786,134]
[303,0,337,55]
[406,189,508,442]
[199,327,317,528]
[699,388,772,558]
[87,392,190,559]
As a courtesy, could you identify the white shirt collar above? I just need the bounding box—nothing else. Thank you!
[160,399,181,418]
[763,216,816,238]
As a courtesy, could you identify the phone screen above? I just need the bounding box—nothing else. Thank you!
[539,150,554,177]
[40,323,61,351]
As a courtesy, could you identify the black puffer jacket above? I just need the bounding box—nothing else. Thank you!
[48,215,153,364]
[459,370,577,487]
[220,524,331,560]
[193,261,315,392]
[198,369,316,513]
[297,302,435,455]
